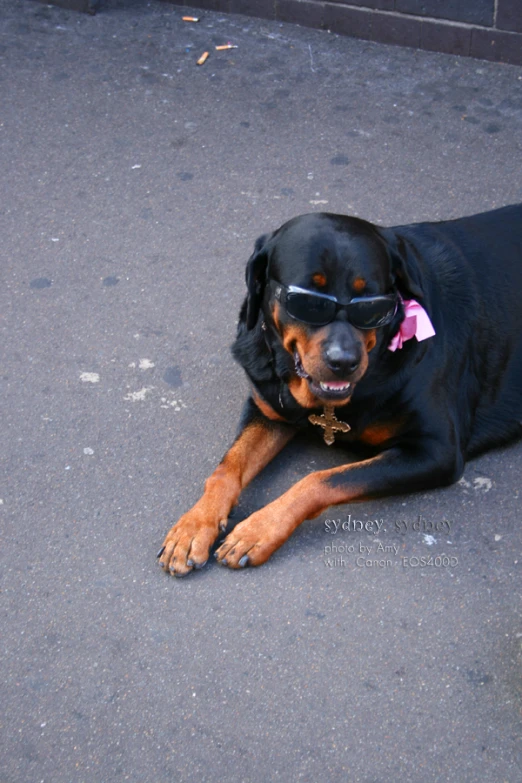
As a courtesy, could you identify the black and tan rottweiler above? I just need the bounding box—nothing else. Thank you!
[158,204,522,575]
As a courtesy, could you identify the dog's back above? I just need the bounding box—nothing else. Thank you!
[396,204,522,455]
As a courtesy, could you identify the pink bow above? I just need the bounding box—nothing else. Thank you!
[388,299,435,352]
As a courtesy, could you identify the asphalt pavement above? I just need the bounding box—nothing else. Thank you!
[1,1,522,781]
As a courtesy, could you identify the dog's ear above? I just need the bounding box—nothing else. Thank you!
[379,228,424,300]
[245,233,272,330]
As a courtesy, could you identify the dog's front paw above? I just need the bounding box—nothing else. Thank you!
[158,512,226,577]
[214,507,293,569]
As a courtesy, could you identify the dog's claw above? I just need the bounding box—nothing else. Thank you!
[239,555,249,568]
[156,546,166,559]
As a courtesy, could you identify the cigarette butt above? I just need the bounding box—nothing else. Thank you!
[182,16,199,22]
[215,44,238,51]
[197,51,209,66]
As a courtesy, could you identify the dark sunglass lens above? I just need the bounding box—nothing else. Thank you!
[286,292,335,324]
[348,298,396,328]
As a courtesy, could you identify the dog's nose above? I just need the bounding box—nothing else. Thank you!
[325,343,361,375]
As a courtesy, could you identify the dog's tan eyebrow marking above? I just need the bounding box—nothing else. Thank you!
[353,276,366,293]
[312,273,327,287]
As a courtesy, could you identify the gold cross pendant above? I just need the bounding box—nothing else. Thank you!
[308,405,351,445]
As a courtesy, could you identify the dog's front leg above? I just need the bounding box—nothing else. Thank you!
[159,403,295,576]
[215,444,462,568]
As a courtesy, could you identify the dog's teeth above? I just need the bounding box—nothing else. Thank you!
[320,381,351,392]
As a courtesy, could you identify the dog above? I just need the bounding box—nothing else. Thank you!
[158,204,522,576]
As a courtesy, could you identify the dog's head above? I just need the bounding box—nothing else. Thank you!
[244,212,423,408]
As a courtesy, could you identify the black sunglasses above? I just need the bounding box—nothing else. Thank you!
[269,279,398,329]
